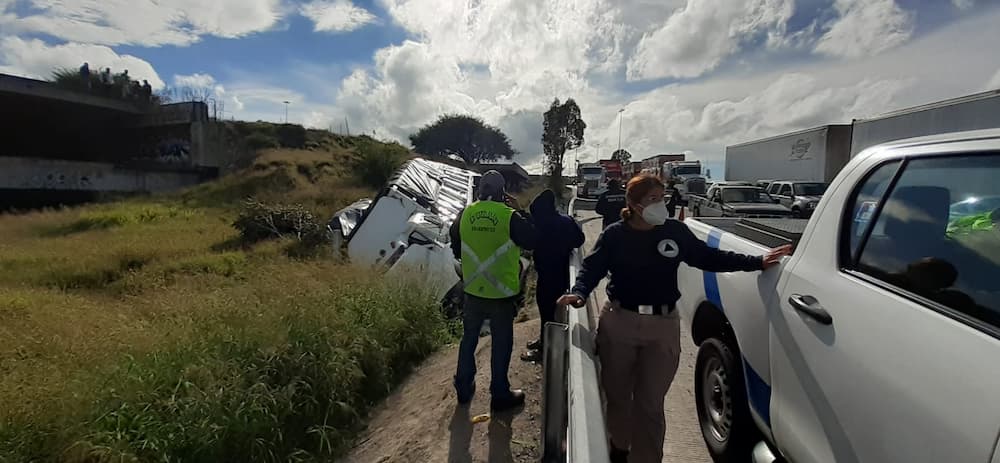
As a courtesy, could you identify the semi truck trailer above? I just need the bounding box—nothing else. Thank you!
[725,125,853,184]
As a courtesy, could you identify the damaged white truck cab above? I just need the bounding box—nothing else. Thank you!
[329,158,479,309]
[329,157,530,318]
[676,130,1000,463]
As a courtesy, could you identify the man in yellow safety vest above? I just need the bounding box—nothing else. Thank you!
[449,170,537,411]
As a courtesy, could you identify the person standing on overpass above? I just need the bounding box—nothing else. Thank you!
[557,174,790,463]
[449,170,538,411]
[520,189,585,363]
[596,179,626,229]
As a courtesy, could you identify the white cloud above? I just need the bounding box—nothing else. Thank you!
[814,0,915,58]
[4,0,284,47]
[174,73,217,89]
[323,3,1000,176]
[300,0,377,33]
[953,0,975,10]
[0,36,164,89]
[626,0,795,80]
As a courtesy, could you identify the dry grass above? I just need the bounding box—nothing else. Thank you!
[0,134,447,461]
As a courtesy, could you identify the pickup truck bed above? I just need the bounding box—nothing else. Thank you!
[697,218,808,249]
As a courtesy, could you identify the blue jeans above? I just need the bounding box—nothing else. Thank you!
[454,294,517,402]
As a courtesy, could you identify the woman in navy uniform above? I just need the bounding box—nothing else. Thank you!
[558,174,790,463]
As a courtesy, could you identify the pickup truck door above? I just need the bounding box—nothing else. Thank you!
[707,193,725,217]
[769,155,1000,463]
[774,184,794,208]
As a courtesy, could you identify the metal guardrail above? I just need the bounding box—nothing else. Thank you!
[540,193,609,463]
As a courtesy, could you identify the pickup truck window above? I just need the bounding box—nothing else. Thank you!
[848,154,1000,329]
[722,188,772,204]
[846,161,902,257]
[767,183,780,195]
[778,184,792,196]
[793,182,827,196]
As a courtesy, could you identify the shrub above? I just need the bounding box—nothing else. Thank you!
[233,200,327,247]
[276,124,307,149]
[356,143,408,190]
[244,132,280,151]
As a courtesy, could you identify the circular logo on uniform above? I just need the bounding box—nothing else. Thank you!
[657,239,680,258]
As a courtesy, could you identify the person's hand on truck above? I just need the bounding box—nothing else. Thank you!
[763,244,793,269]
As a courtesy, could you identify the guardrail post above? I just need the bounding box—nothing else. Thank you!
[541,321,568,463]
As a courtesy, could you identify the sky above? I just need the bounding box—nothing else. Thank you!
[1,0,999,177]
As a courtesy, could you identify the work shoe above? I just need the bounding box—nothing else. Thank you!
[490,389,526,411]
[609,445,629,463]
[526,338,542,351]
[520,349,542,363]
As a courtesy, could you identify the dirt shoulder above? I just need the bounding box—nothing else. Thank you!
[341,315,544,463]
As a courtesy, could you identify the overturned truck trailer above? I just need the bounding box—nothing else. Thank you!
[330,158,527,316]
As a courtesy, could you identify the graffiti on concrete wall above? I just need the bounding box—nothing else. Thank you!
[26,170,99,190]
[155,138,191,164]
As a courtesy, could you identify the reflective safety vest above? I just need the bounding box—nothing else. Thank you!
[948,211,997,235]
[459,201,521,299]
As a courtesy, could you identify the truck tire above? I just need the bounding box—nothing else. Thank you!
[692,206,701,217]
[695,337,759,462]
[791,207,802,218]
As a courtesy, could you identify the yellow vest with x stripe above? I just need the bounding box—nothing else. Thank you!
[459,201,521,299]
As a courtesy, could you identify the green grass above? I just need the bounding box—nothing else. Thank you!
[0,131,453,462]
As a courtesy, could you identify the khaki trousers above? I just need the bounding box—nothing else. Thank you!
[596,302,682,463]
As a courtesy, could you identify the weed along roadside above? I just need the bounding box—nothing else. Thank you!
[0,128,456,461]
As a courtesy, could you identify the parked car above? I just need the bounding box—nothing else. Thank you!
[687,185,792,218]
[765,181,829,218]
[676,129,1000,463]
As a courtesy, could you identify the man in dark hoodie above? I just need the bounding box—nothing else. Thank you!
[596,179,627,229]
[521,189,586,362]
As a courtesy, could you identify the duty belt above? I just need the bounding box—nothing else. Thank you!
[612,300,675,316]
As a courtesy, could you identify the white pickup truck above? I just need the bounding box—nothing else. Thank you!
[676,129,1000,463]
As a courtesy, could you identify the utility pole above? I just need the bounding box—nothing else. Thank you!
[617,108,625,155]
[345,116,350,136]
[282,101,290,123]
[595,142,601,160]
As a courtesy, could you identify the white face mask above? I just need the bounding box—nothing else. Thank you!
[640,201,669,225]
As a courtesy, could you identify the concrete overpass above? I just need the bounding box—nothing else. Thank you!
[0,73,228,209]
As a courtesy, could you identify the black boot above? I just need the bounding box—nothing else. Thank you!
[609,444,629,463]
[490,389,526,411]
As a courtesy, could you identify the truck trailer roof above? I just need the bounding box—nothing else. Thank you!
[853,88,1000,123]
[725,124,852,149]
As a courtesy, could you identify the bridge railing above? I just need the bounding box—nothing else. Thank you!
[540,194,609,463]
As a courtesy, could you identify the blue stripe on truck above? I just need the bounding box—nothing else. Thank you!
[703,228,772,427]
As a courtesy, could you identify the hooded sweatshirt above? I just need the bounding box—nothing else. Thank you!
[529,189,586,287]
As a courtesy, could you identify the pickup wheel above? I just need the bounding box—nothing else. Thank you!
[695,337,758,462]
[692,206,701,217]
[791,207,802,218]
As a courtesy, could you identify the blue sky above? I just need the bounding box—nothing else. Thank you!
[2,0,999,176]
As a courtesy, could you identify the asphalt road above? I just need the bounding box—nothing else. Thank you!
[573,202,712,463]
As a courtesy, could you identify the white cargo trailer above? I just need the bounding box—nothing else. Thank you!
[850,89,1000,157]
[724,124,853,183]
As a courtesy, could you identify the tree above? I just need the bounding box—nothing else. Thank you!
[542,98,586,192]
[611,148,631,164]
[409,115,517,164]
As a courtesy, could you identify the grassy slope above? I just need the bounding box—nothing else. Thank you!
[0,131,446,462]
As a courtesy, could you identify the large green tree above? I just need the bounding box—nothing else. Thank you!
[409,115,517,164]
[611,148,631,164]
[542,99,586,191]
